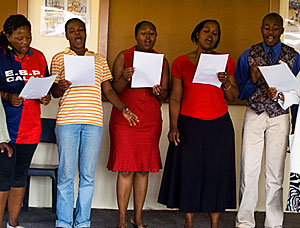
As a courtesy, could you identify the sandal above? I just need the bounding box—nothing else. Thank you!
[116,223,127,228]
[7,223,25,228]
[130,218,149,228]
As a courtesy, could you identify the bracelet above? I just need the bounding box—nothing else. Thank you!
[121,106,128,112]
[223,83,231,91]
[279,92,283,101]
[273,92,282,102]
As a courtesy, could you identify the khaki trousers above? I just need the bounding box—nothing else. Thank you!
[236,107,289,228]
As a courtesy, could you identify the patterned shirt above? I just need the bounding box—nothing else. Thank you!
[236,41,300,118]
[51,48,112,126]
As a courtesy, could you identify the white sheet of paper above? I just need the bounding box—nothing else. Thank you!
[64,55,95,87]
[131,51,164,88]
[258,63,300,92]
[192,54,229,87]
[19,75,56,99]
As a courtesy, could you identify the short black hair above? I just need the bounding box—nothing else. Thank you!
[262,13,283,26]
[0,14,31,48]
[191,19,221,49]
[65,18,86,34]
[134,21,156,37]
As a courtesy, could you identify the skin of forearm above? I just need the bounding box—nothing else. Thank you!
[224,83,239,102]
[51,84,65,98]
[156,88,169,102]
[103,88,126,111]
[111,77,129,94]
[0,92,9,102]
[169,98,181,129]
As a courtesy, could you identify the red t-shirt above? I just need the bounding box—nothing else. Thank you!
[172,55,235,120]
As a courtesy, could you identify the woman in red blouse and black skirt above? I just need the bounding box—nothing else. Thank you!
[158,19,239,228]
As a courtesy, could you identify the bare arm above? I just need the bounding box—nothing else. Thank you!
[111,52,132,94]
[0,98,12,157]
[50,80,72,98]
[102,80,138,126]
[39,94,51,106]
[1,92,24,107]
[218,72,239,102]
[50,54,72,98]
[168,76,183,146]
[0,143,13,158]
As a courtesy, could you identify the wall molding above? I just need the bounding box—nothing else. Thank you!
[17,0,28,16]
[98,0,110,57]
[270,0,280,13]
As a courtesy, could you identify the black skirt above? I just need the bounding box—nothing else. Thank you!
[158,113,236,213]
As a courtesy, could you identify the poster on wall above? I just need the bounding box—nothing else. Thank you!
[285,0,300,50]
[41,0,90,36]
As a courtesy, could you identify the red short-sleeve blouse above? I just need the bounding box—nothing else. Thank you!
[171,55,235,120]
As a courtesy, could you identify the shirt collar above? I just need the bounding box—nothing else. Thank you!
[263,41,281,56]
[7,47,33,58]
[64,47,90,56]
[27,47,33,56]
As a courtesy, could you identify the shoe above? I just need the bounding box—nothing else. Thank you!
[130,218,149,228]
[116,224,127,228]
[7,223,25,228]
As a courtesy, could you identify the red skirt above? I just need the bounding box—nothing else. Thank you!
[107,121,162,172]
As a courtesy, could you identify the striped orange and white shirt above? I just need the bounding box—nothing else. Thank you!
[51,47,112,126]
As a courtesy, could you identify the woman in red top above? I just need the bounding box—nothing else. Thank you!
[158,20,239,228]
[0,15,51,228]
[107,21,169,228]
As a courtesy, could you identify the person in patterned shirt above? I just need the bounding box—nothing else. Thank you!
[235,13,300,228]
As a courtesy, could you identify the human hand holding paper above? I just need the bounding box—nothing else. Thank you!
[122,67,135,82]
[131,51,164,88]
[266,87,278,100]
[19,75,56,100]
[64,55,95,87]
[258,63,300,92]
[153,84,162,96]
[39,94,51,105]
[9,94,24,107]
[58,79,72,91]
[192,54,229,87]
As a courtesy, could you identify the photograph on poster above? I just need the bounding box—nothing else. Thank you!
[45,0,64,9]
[43,16,65,36]
[67,0,87,13]
[41,0,90,36]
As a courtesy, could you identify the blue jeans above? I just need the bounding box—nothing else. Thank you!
[55,124,103,228]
